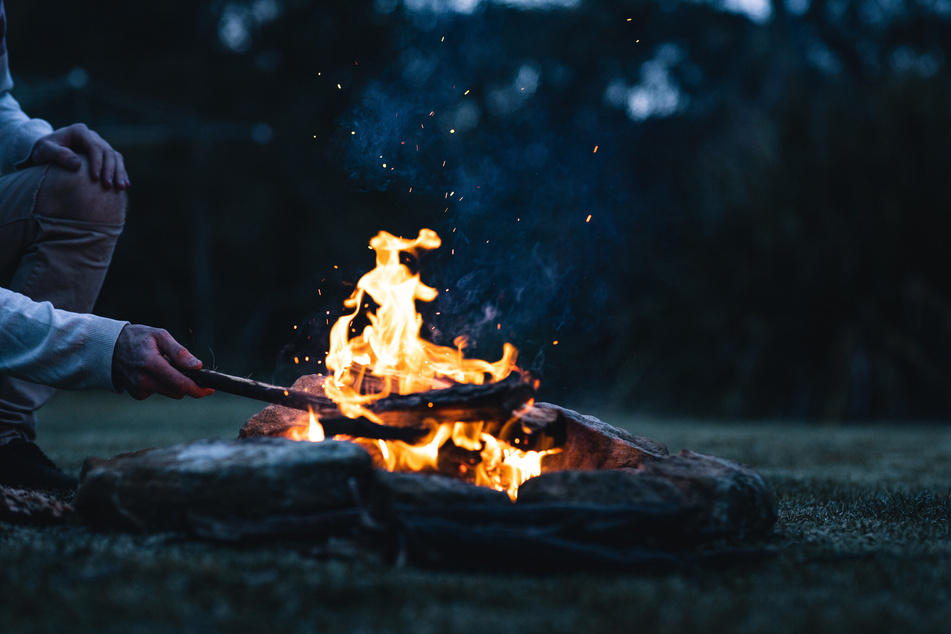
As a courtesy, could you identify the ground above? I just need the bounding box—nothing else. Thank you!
[2,391,950,633]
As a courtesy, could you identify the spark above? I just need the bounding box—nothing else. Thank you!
[293,325,298,330]
[553,340,559,345]
[586,214,592,223]
[337,84,342,89]
[294,356,300,365]
[450,129,455,133]
[593,145,598,153]
[464,90,470,95]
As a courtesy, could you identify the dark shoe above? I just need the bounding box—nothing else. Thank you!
[0,439,79,492]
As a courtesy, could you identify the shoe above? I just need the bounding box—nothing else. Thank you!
[0,439,79,492]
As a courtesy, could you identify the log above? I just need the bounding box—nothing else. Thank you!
[238,372,536,439]
[191,369,533,425]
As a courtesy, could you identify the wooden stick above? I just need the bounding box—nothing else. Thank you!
[184,369,338,416]
[188,369,533,420]
[189,369,536,440]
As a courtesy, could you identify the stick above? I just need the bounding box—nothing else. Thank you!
[189,369,534,422]
[184,369,339,416]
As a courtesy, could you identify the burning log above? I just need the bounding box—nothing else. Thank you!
[237,372,535,439]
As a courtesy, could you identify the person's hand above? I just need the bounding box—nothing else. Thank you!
[112,324,214,400]
[27,123,129,190]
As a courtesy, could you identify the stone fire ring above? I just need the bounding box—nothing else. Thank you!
[75,403,776,570]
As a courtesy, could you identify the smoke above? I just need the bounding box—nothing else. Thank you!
[336,4,638,380]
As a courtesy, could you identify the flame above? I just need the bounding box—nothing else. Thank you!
[285,408,325,442]
[285,229,558,500]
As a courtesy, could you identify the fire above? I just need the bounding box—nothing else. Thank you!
[323,229,518,420]
[286,228,557,500]
[284,408,325,442]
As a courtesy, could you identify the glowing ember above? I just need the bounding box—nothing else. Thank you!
[285,228,558,499]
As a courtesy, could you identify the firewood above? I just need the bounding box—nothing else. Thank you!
[237,372,536,439]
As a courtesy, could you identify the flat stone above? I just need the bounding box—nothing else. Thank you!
[634,450,777,538]
[75,438,372,532]
[517,449,777,541]
[370,471,512,508]
[517,469,686,507]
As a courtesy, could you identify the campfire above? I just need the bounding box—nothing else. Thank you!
[73,228,778,570]
[273,228,558,500]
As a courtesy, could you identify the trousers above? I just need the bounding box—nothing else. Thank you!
[0,162,125,441]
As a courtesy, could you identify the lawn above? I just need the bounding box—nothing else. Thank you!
[2,391,951,633]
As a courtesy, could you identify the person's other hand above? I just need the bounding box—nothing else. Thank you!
[27,123,129,190]
[112,324,214,400]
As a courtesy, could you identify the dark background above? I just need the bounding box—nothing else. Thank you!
[8,0,951,420]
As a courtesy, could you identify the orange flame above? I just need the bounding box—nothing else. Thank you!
[284,408,325,442]
[285,229,557,500]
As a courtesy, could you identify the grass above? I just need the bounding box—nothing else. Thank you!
[3,392,951,633]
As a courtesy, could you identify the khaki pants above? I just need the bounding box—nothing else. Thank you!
[0,163,124,441]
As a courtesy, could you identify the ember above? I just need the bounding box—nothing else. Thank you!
[282,228,558,499]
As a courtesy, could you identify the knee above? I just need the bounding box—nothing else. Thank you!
[35,158,127,226]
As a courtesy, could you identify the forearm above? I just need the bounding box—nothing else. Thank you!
[0,286,127,391]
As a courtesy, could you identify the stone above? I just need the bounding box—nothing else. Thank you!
[536,403,669,471]
[238,374,325,438]
[634,450,777,538]
[0,486,74,526]
[75,438,373,532]
[517,469,686,507]
[517,450,777,541]
[370,471,512,508]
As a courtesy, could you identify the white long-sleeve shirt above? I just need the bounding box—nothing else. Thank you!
[0,0,126,391]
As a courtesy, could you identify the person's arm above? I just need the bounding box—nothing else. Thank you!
[0,286,126,390]
[0,91,53,175]
[0,287,211,399]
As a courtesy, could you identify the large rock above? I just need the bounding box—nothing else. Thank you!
[635,450,777,538]
[239,374,325,438]
[536,403,669,470]
[518,450,776,539]
[370,471,512,508]
[75,438,372,532]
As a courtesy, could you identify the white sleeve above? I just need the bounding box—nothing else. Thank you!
[0,286,128,392]
[0,91,53,175]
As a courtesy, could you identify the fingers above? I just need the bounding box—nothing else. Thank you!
[112,325,214,400]
[31,140,82,171]
[28,124,130,189]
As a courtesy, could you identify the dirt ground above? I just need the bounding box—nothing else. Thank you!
[2,391,951,633]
